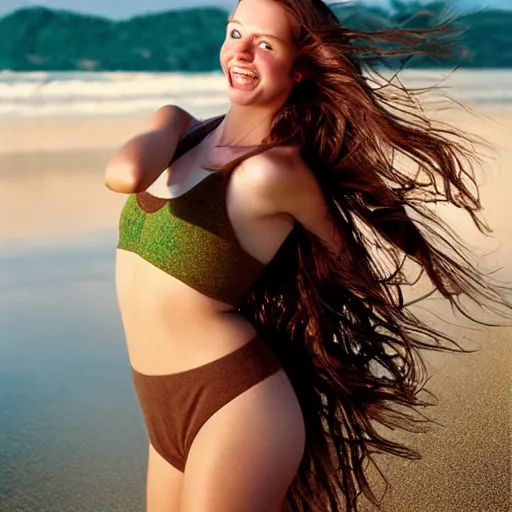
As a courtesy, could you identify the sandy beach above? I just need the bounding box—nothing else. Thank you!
[1,102,511,511]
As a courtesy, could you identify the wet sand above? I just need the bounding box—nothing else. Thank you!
[1,106,511,511]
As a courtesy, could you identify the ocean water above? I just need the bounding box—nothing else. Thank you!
[0,234,147,511]
[0,71,229,119]
[1,69,512,119]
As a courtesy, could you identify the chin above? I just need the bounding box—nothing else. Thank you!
[227,89,259,106]
[226,85,284,110]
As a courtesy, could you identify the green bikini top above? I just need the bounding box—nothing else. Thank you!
[117,116,266,306]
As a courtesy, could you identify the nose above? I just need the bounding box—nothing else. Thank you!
[234,39,254,62]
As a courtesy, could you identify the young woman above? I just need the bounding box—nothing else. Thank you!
[105,0,510,510]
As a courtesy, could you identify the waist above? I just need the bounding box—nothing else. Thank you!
[121,307,258,375]
[116,250,258,374]
[119,292,251,338]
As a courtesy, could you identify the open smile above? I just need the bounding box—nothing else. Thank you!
[229,66,260,89]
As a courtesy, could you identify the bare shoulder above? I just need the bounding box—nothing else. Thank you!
[238,145,309,187]
[146,104,199,133]
[235,145,341,253]
[236,145,324,217]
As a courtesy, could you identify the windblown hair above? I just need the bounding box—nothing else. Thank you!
[218,1,510,510]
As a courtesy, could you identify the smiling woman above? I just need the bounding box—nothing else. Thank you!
[220,4,301,109]
[105,0,512,511]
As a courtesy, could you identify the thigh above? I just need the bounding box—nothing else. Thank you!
[180,369,306,512]
[146,443,184,512]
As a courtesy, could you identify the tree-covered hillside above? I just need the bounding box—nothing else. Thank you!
[0,6,227,71]
[0,1,511,71]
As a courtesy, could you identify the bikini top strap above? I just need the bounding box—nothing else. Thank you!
[169,115,225,166]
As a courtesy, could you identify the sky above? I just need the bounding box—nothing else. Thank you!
[0,0,510,19]
[1,0,233,18]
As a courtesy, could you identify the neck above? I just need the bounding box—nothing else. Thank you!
[217,105,276,148]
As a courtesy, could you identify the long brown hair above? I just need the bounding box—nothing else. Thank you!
[218,1,510,510]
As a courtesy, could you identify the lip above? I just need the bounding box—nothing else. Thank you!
[227,63,260,92]
[229,64,259,79]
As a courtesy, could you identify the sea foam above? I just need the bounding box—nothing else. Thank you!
[1,69,511,119]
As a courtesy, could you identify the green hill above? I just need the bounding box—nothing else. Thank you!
[1,2,511,71]
[0,6,228,71]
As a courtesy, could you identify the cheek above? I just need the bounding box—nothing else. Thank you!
[262,56,294,83]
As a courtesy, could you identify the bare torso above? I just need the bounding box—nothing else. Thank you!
[115,123,295,376]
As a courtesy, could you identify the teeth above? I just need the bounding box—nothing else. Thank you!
[231,66,258,79]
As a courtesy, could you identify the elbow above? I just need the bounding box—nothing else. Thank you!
[104,158,143,194]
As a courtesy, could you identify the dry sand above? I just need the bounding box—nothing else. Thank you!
[1,106,510,510]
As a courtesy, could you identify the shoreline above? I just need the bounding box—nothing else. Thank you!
[0,103,510,155]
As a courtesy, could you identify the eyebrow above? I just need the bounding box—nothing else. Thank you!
[227,19,286,44]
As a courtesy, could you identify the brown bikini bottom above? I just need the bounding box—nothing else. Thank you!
[130,336,282,472]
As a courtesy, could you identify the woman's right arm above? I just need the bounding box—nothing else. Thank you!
[104,105,197,194]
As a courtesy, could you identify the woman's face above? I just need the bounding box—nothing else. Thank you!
[220,0,300,110]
